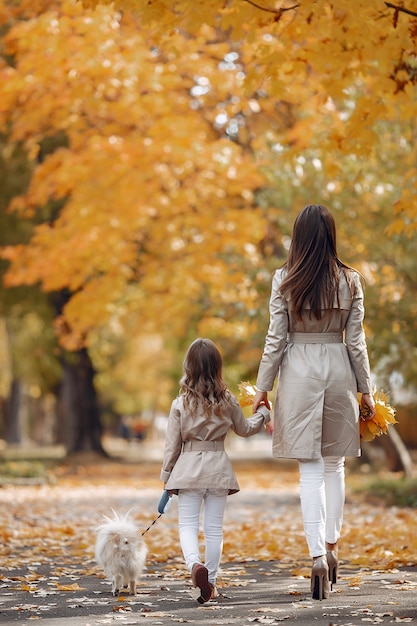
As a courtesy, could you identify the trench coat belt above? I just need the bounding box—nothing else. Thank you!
[287,332,344,344]
[182,440,225,452]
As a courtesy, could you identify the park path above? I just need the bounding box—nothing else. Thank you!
[1,442,417,624]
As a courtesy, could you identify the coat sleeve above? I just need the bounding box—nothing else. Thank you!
[160,400,183,483]
[344,273,373,394]
[255,269,289,392]
[230,402,270,438]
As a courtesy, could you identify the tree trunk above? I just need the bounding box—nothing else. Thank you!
[51,290,107,456]
[72,348,107,454]
[56,349,108,456]
[374,426,414,477]
[3,378,22,444]
[55,360,77,448]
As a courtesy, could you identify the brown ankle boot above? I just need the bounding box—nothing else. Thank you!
[191,563,212,604]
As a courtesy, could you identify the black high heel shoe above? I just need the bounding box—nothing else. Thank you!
[311,555,330,600]
[326,550,338,589]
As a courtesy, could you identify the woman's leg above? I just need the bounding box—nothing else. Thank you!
[177,489,204,572]
[203,490,227,585]
[298,458,326,557]
[324,456,345,545]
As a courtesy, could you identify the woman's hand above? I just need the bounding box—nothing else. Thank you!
[360,392,376,420]
[253,390,271,413]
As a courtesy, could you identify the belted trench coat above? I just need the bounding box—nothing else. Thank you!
[160,396,270,494]
[256,268,373,460]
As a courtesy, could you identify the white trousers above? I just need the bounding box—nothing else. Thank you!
[177,488,228,585]
[298,456,345,558]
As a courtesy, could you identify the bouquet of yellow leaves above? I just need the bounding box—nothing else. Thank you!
[238,381,258,407]
[359,390,397,442]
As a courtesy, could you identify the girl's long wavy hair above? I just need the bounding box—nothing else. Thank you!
[180,338,232,418]
[280,204,356,320]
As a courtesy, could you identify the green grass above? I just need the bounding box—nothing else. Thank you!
[0,460,48,480]
[354,475,417,508]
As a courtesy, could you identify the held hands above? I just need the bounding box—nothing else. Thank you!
[360,392,376,420]
[253,390,271,413]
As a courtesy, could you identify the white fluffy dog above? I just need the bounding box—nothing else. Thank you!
[95,510,147,596]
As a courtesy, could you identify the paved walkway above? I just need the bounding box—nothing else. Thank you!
[1,445,417,625]
[2,557,417,625]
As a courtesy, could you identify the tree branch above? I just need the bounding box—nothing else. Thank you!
[242,0,300,16]
[384,2,417,18]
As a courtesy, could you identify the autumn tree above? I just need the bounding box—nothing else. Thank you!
[0,0,268,451]
[0,131,65,445]
[0,0,416,452]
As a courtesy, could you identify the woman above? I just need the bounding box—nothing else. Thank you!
[161,338,270,603]
[252,205,375,600]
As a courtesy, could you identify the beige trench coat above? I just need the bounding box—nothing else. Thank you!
[256,268,373,460]
[160,396,270,494]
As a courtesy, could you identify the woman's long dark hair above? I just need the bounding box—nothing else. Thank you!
[180,338,232,418]
[280,204,355,320]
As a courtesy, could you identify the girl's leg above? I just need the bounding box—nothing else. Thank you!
[324,456,345,545]
[202,490,227,584]
[177,489,204,572]
[298,458,326,557]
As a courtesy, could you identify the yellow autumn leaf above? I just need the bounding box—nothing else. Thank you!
[238,381,258,407]
[53,582,83,591]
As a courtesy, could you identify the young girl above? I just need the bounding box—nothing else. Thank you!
[253,204,375,600]
[160,338,270,603]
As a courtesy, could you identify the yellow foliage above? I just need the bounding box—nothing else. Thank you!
[0,1,269,346]
[360,391,398,442]
[238,381,258,407]
[0,0,416,351]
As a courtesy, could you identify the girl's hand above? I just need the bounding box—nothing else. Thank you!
[360,392,376,420]
[253,390,271,413]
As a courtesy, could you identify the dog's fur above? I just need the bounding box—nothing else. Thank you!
[95,510,147,596]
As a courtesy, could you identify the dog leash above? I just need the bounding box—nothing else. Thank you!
[141,513,163,536]
[141,490,172,537]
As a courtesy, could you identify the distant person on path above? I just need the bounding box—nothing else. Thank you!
[160,338,270,603]
[252,204,375,600]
